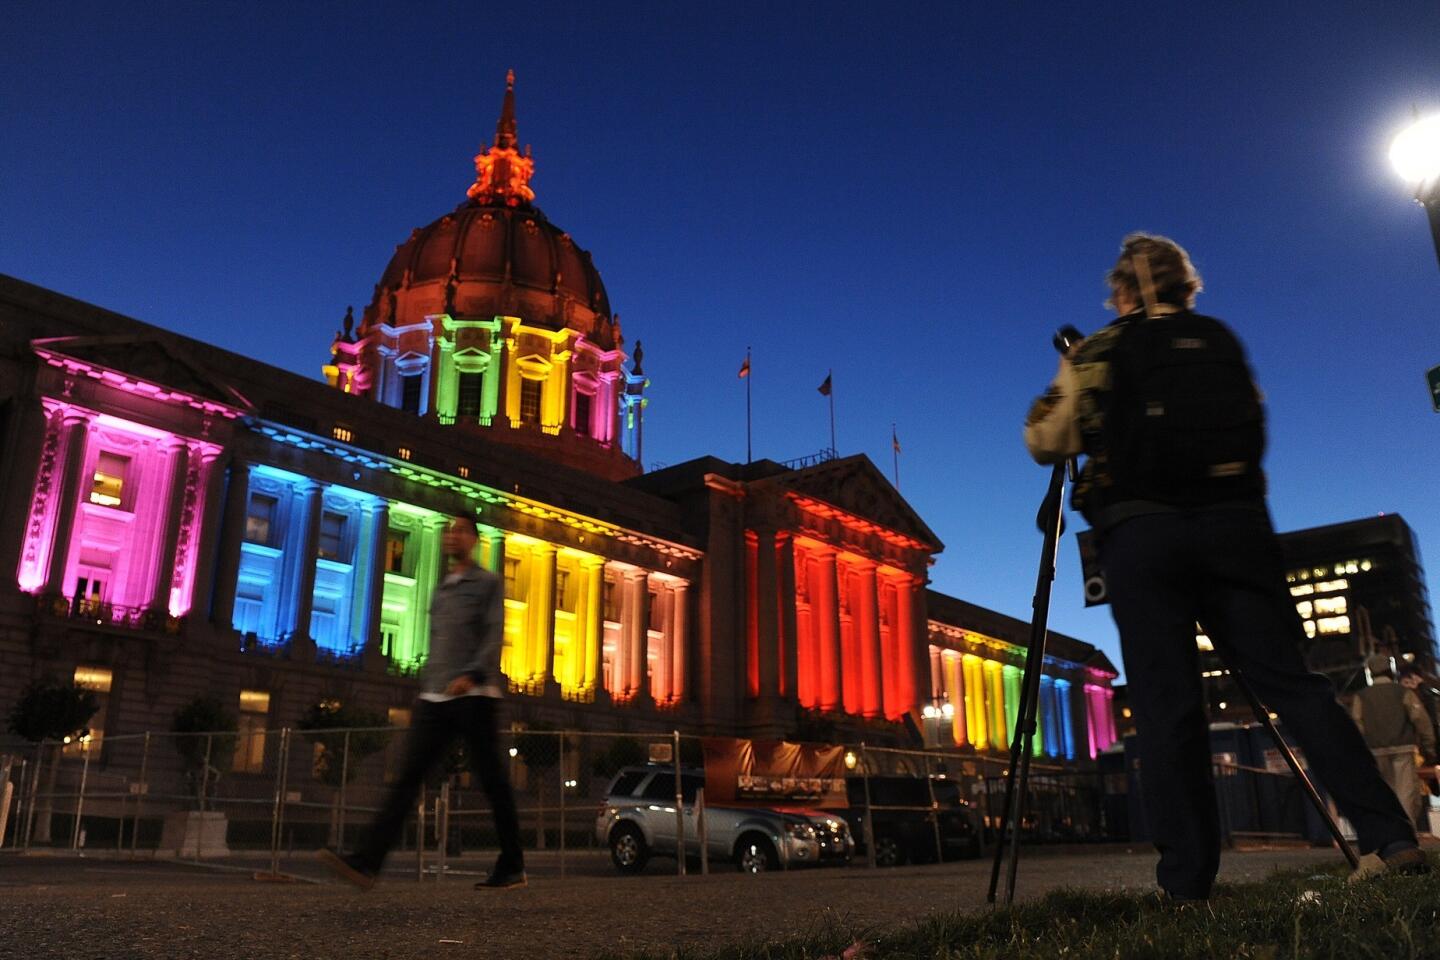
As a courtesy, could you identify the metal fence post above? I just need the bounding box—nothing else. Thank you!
[557,732,567,881]
[24,741,45,850]
[437,780,450,881]
[338,730,350,853]
[195,733,213,861]
[860,743,877,870]
[924,752,943,864]
[269,728,289,877]
[133,732,150,857]
[696,786,709,875]
[71,740,92,851]
[416,783,427,882]
[673,730,685,876]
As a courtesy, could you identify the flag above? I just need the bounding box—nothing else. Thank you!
[738,356,750,378]
[817,372,832,396]
[892,426,901,455]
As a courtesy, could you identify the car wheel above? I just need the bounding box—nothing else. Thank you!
[609,823,650,874]
[734,834,779,874]
[873,833,905,868]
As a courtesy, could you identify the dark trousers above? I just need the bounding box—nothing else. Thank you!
[356,696,523,873]
[1101,505,1415,898]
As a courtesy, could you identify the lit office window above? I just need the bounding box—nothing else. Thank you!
[1314,596,1347,616]
[89,452,129,508]
[1317,616,1351,636]
[318,512,346,560]
[385,531,408,575]
[234,690,270,773]
[520,379,542,424]
[66,665,113,756]
[245,494,277,545]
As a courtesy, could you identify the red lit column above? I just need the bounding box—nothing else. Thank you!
[793,544,817,708]
[815,547,842,712]
[149,439,189,612]
[776,532,798,700]
[42,411,92,596]
[623,569,649,698]
[891,576,922,720]
[857,562,882,717]
[752,528,781,700]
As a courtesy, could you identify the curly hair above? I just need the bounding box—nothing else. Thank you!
[1104,232,1203,310]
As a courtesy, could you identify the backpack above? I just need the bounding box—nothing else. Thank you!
[1099,311,1265,507]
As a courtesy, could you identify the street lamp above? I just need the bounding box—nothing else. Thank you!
[1390,113,1440,270]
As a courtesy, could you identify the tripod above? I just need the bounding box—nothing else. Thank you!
[986,468,1361,907]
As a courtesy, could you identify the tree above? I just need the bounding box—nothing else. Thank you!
[7,678,99,843]
[297,700,389,787]
[297,700,389,847]
[171,697,237,806]
[590,736,646,780]
[513,724,563,848]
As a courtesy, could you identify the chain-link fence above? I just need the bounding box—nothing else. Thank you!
[0,726,1355,877]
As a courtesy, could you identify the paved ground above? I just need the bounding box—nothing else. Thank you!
[1,845,1349,959]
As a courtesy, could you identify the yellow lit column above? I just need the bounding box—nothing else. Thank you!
[581,557,605,698]
[945,652,965,746]
[963,654,988,749]
[986,660,1008,751]
[543,347,571,435]
[528,542,557,686]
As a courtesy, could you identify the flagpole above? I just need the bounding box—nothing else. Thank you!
[827,368,836,457]
[746,346,753,463]
[892,423,900,490]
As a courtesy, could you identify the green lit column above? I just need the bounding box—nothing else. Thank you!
[481,324,502,426]
[435,330,457,424]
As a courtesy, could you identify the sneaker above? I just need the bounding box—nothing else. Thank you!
[1348,844,1430,883]
[475,868,527,890]
[317,848,378,891]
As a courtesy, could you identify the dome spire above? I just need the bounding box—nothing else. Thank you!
[467,69,536,207]
[495,69,518,150]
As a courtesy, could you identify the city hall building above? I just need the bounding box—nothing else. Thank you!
[0,76,1117,776]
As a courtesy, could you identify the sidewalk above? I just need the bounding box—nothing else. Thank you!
[1,846,1347,959]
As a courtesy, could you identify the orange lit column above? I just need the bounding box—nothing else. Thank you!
[857,562,882,717]
[776,532,798,700]
[622,569,649,697]
[815,548,842,711]
[670,580,688,704]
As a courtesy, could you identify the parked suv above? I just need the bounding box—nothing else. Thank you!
[840,775,982,866]
[596,766,821,874]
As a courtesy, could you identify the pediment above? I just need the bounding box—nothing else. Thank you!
[32,335,252,410]
[775,455,943,552]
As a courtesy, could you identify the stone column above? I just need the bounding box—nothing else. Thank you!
[186,449,229,621]
[582,558,605,698]
[0,398,50,583]
[671,580,689,705]
[362,499,390,662]
[814,547,842,713]
[42,411,92,596]
[529,543,558,683]
[149,440,190,612]
[857,561,882,718]
[210,461,251,629]
[623,570,649,698]
[291,482,324,644]
[753,528,780,701]
[776,533,799,702]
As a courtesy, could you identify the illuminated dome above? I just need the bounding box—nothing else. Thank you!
[359,71,616,349]
[328,71,645,482]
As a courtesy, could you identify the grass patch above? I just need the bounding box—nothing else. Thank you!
[594,862,1440,960]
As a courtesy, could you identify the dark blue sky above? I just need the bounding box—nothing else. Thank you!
[6,2,1439,679]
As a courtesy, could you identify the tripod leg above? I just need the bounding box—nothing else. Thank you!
[1230,668,1361,870]
[987,463,1067,905]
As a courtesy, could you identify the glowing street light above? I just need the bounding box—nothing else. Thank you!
[1390,113,1440,271]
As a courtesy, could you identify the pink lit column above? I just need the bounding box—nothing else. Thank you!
[42,410,92,597]
[149,439,189,611]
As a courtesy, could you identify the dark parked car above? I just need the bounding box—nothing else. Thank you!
[838,775,982,866]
